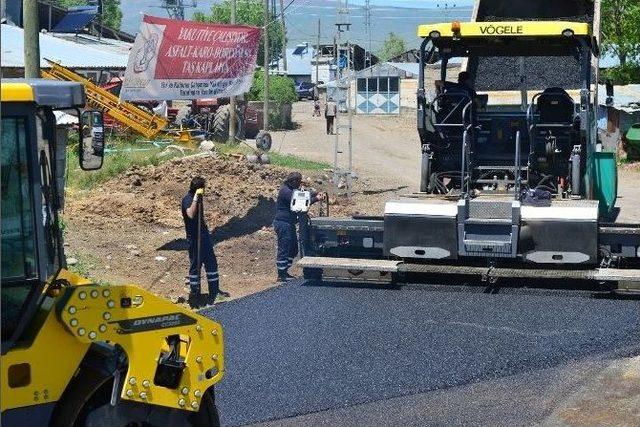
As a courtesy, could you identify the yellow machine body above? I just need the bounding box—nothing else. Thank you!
[417,20,590,38]
[1,80,224,424]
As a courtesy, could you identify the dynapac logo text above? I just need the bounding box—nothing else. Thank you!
[132,314,180,327]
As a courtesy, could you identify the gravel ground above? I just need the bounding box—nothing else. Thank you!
[268,101,421,192]
[204,282,640,427]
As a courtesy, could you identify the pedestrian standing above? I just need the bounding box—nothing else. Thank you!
[181,177,230,308]
[325,98,337,134]
[273,172,325,282]
[313,97,321,117]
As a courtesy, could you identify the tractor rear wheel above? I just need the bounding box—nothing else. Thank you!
[210,104,244,142]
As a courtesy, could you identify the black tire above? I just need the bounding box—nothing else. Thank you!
[55,375,220,427]
[210,104,245,142]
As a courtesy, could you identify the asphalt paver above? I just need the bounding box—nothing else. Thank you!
[202,282,640,426]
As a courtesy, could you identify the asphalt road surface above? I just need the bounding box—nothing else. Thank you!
[203,281,640,426]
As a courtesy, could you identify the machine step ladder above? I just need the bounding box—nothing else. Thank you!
[41,60,168,138]
[457,131,524,258]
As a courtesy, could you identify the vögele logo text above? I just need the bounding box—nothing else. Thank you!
[479,25,524,35]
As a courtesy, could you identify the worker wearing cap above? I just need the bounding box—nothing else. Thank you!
[182,177,230,307]
[273,172,325,282]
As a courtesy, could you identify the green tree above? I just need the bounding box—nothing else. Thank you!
[601,0,640,66]
[376,32,407,62]
[194,0,284,67]
[247,72,297,104]
[101,0,123,30]
[53,0,122,30]
[246,72,297,129]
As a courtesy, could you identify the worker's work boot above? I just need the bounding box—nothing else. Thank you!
[188,293,204,309]
[277,273,288,283]
[204,290,230,306]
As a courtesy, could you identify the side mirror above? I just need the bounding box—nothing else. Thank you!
[79,110,104,171]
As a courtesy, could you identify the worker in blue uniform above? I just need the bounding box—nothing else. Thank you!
[181,176,230,308]
[273,172,325,281]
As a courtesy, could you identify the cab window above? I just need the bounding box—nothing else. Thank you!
[1,116,37,341]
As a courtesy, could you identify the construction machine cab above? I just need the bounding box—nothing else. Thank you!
[1,80,103,350]
[417,21,598,199]
[2,80,224,425]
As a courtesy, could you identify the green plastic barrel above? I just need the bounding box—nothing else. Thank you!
[627,123,640,147]
[592,151,617,214]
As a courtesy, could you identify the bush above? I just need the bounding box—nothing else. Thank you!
[247,72,298,104]
[601,62,640,85]
[248,72,297,130]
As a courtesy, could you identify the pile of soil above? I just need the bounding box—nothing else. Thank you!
[68,155,292,230]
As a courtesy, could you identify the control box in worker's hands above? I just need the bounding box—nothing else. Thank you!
[291,190,311,212]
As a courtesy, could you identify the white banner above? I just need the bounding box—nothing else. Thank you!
[120,15,261,101]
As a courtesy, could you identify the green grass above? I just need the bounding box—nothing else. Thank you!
[66,136,180,190]
[268,153,331,171]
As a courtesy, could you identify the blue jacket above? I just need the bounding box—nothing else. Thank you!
[274,184,318,224]
[181,192,209,239]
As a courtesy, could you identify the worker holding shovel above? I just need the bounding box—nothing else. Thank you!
[182,177,230,308]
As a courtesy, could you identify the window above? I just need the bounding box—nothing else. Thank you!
[367,78,378,92]
[357,78,366,92]
[1,117,37,341]
[379,78,389,92]
[389,77,399,92]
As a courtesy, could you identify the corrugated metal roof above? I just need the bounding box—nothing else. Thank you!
[355,59,463,79]
[49,32,132,56]
[1,24,130,70]
[387,62,420,76]
[598,84,640,113]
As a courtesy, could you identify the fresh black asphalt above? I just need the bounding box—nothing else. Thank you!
[202,282,640,426]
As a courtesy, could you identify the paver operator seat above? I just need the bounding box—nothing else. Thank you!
[527,87,579,182]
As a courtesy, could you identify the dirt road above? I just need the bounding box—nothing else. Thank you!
[270,101,422,191]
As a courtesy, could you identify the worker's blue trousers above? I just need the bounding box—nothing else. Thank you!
[188,232,219,295]
[274,220,298,275]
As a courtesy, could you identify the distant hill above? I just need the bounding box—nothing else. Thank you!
[120,0,473,52]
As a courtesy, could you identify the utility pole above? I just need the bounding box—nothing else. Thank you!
[228,0,237,143]
[315,18,320,84]
[333,0,353,196]
[279,0,287,73]
[263,0,270,132]
[364,0,371,68]
[23,0,41,78]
